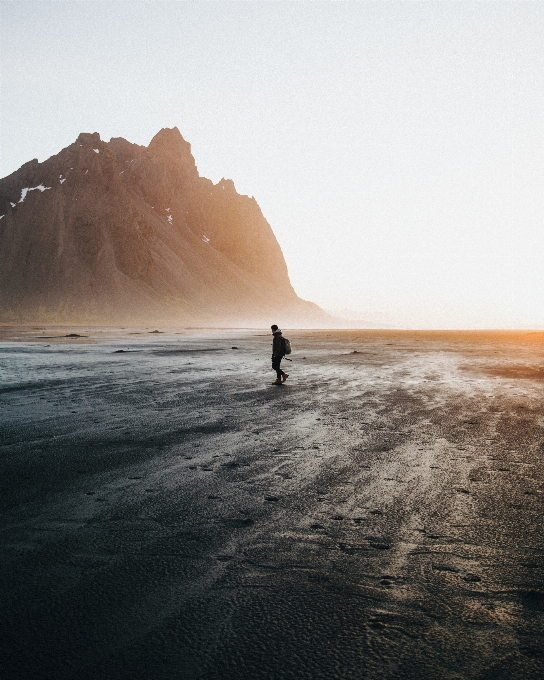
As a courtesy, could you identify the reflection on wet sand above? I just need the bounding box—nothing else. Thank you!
[1,329,543,679]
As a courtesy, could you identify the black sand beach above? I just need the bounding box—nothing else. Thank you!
[1,328,543,679]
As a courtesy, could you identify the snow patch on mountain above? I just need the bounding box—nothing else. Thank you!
[19,185,51,203]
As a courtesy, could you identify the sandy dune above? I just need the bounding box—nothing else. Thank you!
[1,329,543,679]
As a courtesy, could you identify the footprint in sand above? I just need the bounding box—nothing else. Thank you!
[463,573,482,582]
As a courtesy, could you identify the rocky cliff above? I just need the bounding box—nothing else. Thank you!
[0,128,324,325]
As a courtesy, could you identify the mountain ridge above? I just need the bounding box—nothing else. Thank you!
[0,128,327,326]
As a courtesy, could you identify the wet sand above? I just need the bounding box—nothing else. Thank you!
[1,329,543,679]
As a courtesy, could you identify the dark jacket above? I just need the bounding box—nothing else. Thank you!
[272,333,285,358]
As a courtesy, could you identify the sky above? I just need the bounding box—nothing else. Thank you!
[1,1,544,328]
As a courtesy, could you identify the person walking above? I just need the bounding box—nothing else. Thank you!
[271,325,288,385]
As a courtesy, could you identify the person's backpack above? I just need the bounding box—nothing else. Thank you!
[283,337,292,355]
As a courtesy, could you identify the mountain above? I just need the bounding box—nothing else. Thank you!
[0,128,327,326]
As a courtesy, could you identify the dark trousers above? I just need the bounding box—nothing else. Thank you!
[272,355,284,380]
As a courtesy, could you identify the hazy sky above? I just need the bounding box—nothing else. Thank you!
[2,1,544,328]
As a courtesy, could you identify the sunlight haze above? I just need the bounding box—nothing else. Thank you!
[2,1,543,328]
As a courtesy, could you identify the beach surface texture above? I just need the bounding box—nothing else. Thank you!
[1,328,543,679]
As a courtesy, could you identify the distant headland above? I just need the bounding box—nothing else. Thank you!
[0,128,327,326]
